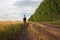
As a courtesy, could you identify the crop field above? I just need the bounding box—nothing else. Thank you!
[0,21,60,40]
[0,21,23,40]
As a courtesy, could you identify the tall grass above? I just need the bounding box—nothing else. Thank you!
[0,21,23,40]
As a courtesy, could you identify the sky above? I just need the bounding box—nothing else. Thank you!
[0,0,43,21]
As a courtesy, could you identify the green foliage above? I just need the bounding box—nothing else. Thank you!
[29,0,60,22]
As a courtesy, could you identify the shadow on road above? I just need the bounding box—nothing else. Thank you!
[16,23,31,40]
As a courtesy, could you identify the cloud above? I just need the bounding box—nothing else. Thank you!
[0,0,43,21]
[14,1,39,7]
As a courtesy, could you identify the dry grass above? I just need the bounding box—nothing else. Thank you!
[0,21,59,40]
[0,21,23,40]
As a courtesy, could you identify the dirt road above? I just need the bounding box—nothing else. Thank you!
[16,22,60,40]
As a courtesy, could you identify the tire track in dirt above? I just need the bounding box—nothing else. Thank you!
[37,23,60,37]
[35,23,60,40]
[27,23,55,40]
[28,23,60,40]
[16,22,60,40]
[16,23,31,40]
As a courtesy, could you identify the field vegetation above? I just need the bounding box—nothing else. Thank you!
[0,21,23,40]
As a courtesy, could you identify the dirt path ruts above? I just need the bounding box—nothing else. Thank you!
[28,23,60,40]
[16,22,60,40]
[36,23,60,40]
[16,23,31,40]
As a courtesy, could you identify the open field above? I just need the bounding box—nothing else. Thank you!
[0,21,23,40]
[0,21,60,40]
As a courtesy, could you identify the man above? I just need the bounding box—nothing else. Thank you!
[23,15,26,23]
